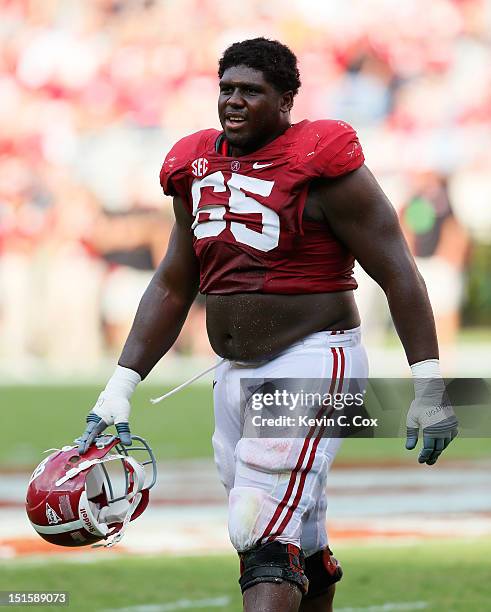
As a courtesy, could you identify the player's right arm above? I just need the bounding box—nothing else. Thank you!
[118,196,199,378]
[77,197,199,454]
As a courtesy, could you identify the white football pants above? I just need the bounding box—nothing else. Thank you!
[212,327,368,557]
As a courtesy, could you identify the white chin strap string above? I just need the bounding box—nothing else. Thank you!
[150,358,226,404]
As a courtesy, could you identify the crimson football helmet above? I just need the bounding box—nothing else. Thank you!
[26,435,157,548]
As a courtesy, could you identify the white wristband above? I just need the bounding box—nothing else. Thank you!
[105,365,141,400]
[410,359,442,379]
[410,359,443,399]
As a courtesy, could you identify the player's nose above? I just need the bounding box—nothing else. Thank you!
[227,88,245,107]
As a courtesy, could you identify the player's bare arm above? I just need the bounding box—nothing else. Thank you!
[310,165,458,464]
[77,196,199,453]
[308,164,437,366]
[118,196,199,379]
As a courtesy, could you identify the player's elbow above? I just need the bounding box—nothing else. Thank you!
[372,250,425,295]
[163,279,198,308]
[147,273,198,312]
[382,259,430,305]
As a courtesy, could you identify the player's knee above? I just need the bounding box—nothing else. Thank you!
[239,541,309,596]
[302,547,343,601]
[228,486,267,551]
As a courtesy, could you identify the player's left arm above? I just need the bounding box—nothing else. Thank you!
[317,165,434,362]
[316,165,458,464]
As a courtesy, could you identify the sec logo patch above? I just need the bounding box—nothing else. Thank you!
[191,158,208,177]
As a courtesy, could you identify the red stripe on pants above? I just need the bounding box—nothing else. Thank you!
[260,347,344,542]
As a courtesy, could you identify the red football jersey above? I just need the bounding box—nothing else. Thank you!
[160,119,364,294]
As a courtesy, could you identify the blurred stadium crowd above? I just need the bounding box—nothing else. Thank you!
[1,0,490,374]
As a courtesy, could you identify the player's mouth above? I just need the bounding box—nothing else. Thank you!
[224,114,247,130]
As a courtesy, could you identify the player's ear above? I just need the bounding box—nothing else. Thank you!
[279,90,294,113]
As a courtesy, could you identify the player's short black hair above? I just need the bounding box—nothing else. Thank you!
[218,37,301,96]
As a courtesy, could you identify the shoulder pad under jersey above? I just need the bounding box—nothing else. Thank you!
[160,129,219,197]
[294,119,364,178]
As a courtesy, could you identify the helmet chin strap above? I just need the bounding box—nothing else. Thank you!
[94,455,146,548]
[94,491,142,548]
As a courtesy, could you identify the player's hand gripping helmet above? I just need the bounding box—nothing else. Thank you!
[26,435,157,548]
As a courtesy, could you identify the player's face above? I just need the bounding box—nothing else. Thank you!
[218,65,292,155]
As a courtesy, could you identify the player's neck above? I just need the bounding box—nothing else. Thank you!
[227,121,292,157]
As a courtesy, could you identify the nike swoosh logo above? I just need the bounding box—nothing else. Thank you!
[252,162,273,169]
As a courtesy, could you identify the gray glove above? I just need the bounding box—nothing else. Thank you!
[406,377,458,465]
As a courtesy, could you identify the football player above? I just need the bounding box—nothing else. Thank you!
[78,39,457,612]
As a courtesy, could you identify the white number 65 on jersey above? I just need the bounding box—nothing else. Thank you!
[191,171,280,252]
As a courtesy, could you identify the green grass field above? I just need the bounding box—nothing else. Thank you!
[2,385,490,610]
[1,539,490,611]
[1,385,489,468]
